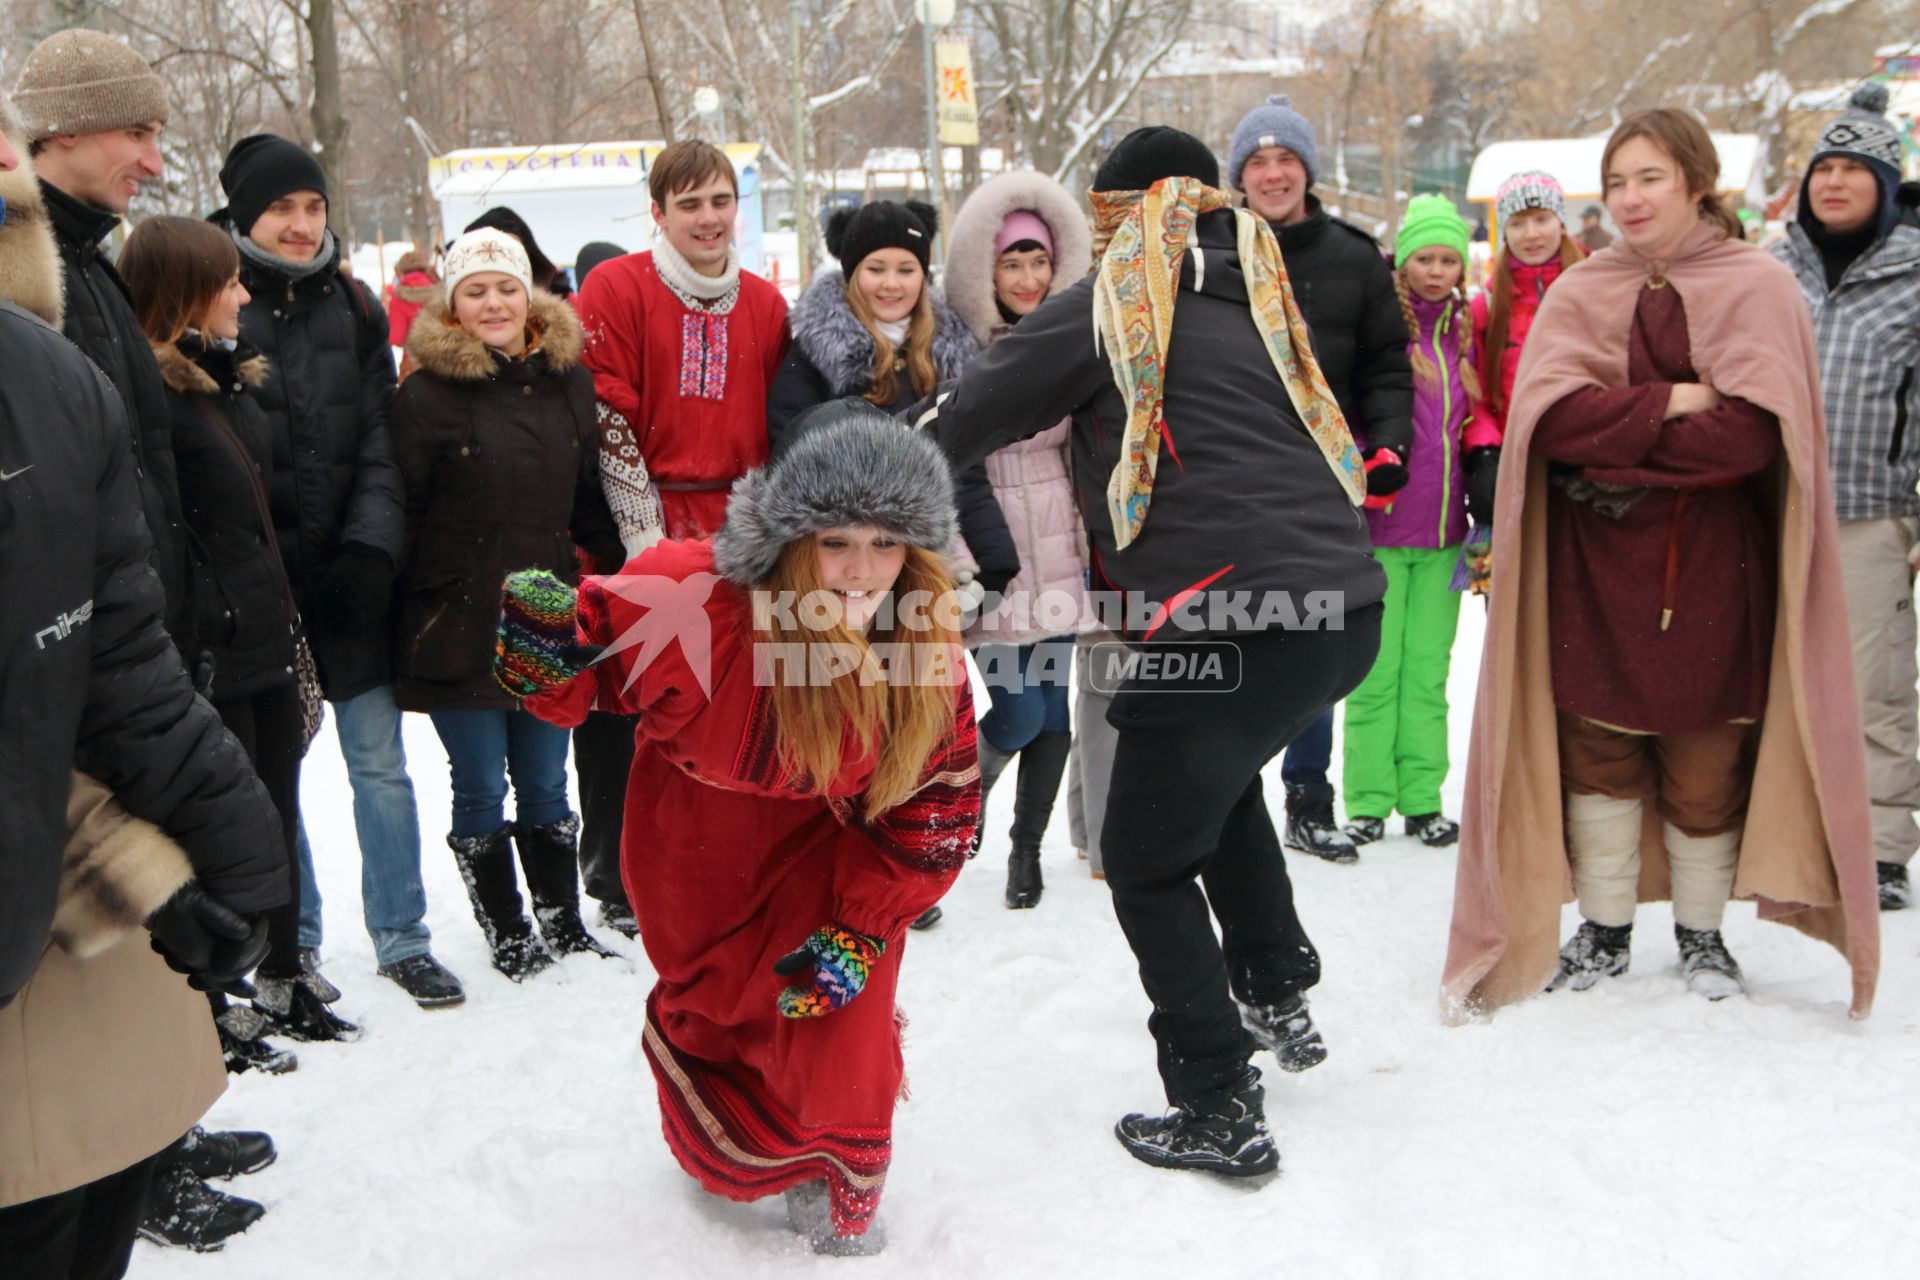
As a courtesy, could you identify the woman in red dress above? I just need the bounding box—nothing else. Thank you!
[503,400,980,1254]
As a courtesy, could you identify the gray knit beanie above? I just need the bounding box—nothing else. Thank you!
[13,29,168,140]
[1228,96,1318,192]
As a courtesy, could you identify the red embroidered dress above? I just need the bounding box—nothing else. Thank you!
[528,539,979,1236]
[577,251,790,543]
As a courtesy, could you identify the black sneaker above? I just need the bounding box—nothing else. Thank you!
[1675,924,1744,1000]
[1546,920,1633,992]
[1114,1068,1279,1178]
[1283,784,1358,864]
[137,1165,265,1252]
[295,948,342,1003]
[909,905,943,930]
[377,954,466,1008]
[255,978,365,1042]
[215,1005,298,1075]
[598,899,640,939]
[1238,994,1328,1073]
[1879,861,1913,911]
[1342,817,1386,846]
[1404,813,1460,847]
[173,1126,276,1180]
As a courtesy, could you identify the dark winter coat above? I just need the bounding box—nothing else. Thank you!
[41,180,190,641]
[767,270,1019,582]
[1272,195,1413,460]
[224,225,406,701]
[156,337,301,701]
[921,208,1387,637]
[391,291,623,711]
[0,300,289,1007]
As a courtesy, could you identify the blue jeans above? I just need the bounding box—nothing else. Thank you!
[427,708,573,838]
[1279,706,1334,788]
[296,684,432,967]
[975,637,1074,753]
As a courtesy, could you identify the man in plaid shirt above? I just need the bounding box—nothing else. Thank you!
[1775,82,1920,909]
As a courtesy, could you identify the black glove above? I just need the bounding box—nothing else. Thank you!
[1362,446,1409,498]
[146,884,270,998]
[1465,447,1501,527]
[305,543,395,635]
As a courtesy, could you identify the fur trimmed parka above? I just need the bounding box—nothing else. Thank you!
[944,172,1095,646]
[391,290,623,710]
[766,270,1019,583]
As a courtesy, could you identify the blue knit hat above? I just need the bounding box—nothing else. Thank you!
[1228,96,1318,192]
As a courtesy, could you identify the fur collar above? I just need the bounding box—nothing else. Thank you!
[405,288,583,382]
[51,772,194,960]
[393,279,439,305]
[0,119,66,328]
[943,171,1094,345]
[152,340,269,395]
[788,268,978,398]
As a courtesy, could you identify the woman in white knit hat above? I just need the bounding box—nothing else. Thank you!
[389,228,625,981]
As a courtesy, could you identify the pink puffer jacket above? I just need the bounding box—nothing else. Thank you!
[943,171,1097,646]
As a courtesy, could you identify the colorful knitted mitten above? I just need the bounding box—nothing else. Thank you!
[772,923,887,1019]
[495,569,598,697]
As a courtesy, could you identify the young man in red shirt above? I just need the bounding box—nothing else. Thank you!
[573,141,790,932]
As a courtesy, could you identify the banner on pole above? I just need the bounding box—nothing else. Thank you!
[936,39,979,146]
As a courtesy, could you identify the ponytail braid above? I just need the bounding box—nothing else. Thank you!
[1395,270,1438,389]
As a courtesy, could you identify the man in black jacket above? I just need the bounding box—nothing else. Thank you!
[1228,95,1414,862]
[13,29,187,645]
[0,108,290,1271]
[211,134,464,1010]
[917,127,1386,1178]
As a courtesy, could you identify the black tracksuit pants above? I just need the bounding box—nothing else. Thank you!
[573,710,638,908]
[1100,607,1382,1107]
[0,1152,160,1280]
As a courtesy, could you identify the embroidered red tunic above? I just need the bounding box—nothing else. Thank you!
[576,253,789,541]
[528,539,978,1236]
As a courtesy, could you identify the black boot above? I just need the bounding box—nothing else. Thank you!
[1675,923,1744,1000]
[253,975,363,1042]
[214,1003,298,1075]
[137,1164,265,1251]
[1003,731,1070,909]
[449,826,555,981]
[1283,782,1358,864]
[1546,919,1633,992]
[171,1126,277,1180]
[1114,1066,1279,1177]
[515,814,620,959]
[1879,861,1913,910]
[970,739,1015,857]
[1238,993,1328,1073]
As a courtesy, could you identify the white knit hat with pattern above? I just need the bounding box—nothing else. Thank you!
[442,228,533,301]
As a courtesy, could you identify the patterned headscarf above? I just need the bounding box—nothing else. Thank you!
[1088,177,1364,549]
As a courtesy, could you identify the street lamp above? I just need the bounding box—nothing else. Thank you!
[694,85,728,143]
[916,0,955,251]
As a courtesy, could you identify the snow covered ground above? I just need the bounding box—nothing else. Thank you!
[143,605,1920,1278]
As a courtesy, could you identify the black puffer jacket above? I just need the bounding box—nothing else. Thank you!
[156,336,301,701]
[767,270,1019,584]
[225,226,405,701]
[921,209,1386,637]
[391,291,622,711]
[1271,195,1413,459]
[1,301,288,1005]
[42,180,190,640]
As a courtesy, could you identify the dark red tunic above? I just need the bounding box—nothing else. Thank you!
[1531,281,1780,734]
[529,539,978,1236]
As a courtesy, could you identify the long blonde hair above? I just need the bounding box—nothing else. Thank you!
[845,272,938,407]
[756,538,962,814]
[1393,268,1481,401]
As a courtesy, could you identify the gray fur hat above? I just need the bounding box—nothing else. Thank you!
[712,399,957,586]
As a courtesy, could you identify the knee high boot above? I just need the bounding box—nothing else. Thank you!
[449,826,554,981]
[969,738,1015,856]
[514,814,619,958]
[1006,731,1073,909]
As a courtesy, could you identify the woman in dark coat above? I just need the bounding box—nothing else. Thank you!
[392,228,622,980]
[123,215,359,1044]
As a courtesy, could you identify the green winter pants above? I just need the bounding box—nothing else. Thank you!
[1342,545,1463,819]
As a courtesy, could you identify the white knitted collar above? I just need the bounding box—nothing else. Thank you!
[653,237,741,309]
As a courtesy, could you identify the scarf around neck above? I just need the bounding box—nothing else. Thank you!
[652,237,741,311]
[1088,177,1364,550]
[231,225,337,282]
